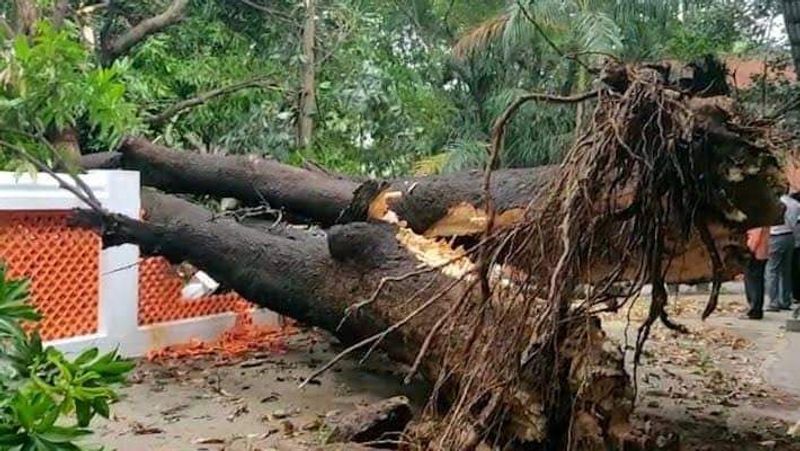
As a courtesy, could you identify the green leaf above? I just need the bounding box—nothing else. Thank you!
[72,348,99,367]
[91,398,109,419]
[74,400,92,428]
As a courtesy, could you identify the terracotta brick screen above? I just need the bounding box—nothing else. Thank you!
[138,257,250,325]
[0,211,100,340]
[0,211,251,341]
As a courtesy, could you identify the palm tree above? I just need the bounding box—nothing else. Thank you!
[423,0,685,174]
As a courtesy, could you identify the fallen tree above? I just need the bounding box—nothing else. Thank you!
[71,61,791,449]
[81,138,551,235]
[73,187,637,449]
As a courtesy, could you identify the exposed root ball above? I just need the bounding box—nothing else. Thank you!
[400,61,788,449]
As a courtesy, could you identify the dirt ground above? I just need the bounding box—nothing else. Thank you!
[93,293,800,450]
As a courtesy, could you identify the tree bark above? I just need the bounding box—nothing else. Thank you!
[101,0,190,65]
[71,192,635,449]
[12,0,38,35]
[325,396,413,444]
[88,137,356,226]
[784,0,800,74]
[297,0,317,148]
[82,137,549,233]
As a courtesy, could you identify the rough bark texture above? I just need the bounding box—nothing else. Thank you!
[82,138,549,233]
[71,193,633,449]
[325,396,413,444]
[101,0,190,64]
[89,137,357,226]
[297,0,317,148]
[784,0,800,75]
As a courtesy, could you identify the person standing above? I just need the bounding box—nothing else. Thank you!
[766,194,800,311]
[791,192,800,304]
[743,227,769,319]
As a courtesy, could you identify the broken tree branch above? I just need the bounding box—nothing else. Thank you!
[238,0,298,27]
[102,0,189,63]
[0,139,103,213]
[144,77,278,126]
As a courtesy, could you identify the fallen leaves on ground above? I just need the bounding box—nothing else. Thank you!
[130,421,164,435]
[146,308,296,362]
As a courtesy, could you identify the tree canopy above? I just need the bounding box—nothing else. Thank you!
[0,0,792,176]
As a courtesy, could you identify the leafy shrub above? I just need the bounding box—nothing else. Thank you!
[0,264,134,450]
[0,21,138,172]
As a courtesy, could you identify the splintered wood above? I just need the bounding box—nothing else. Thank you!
[394,227,474,278]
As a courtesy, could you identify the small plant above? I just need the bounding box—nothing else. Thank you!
[0,264,134,450]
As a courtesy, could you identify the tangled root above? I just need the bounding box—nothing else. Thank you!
[403,60,789,450]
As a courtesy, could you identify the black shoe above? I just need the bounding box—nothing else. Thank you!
[782,306,793,311]
[766,307,781,312]
[740,314,763,320]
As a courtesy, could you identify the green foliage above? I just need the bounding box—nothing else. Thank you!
[0,1,791,176]
[665,3,742,60]
[0,265,134,450]
[0,20,138,171]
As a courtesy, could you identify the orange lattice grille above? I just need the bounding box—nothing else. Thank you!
[0,211,100,340]
[138,257,251,325]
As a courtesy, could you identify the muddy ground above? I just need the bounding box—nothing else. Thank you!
[95,294,800,450]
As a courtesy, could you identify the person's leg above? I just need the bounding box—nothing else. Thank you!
[781,236,796,309]
[744,258,765,318]
[766,236,782,310]
[793,248,800,303]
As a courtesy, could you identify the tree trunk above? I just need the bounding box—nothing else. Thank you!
[84,137,356,226]
[82,137,550,232]
[297,0,317,148]
[13,0,38,35]
[72,60,789,449]
[784,0,800,74]
[48,128,82,165]
[71,192,637,449]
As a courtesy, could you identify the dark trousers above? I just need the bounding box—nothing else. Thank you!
[767,233,795,309]
[794,248,800,302]
[745,258,766,317]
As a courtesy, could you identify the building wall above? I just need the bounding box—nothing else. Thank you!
[0,171,276,356]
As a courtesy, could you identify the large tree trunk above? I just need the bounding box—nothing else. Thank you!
[297,0,317,148]
[72,191,636,449]
[80,134,782,285]
[73,61,789,450]
[82,137,551,233]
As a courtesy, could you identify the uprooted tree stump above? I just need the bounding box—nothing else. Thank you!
[73,60,791,450]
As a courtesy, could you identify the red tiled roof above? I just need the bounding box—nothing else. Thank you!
[726,57,796,88]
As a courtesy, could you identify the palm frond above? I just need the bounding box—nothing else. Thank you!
[412,153,450,176]
[452,13,510,60]
[576,11,623,56]
[441,139,488,173]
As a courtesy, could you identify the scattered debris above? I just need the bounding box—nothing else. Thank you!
[261,393,281,403]
[226,403,249,422]
[192,437,227,445]
[325,396,412,444]
[130,422,164,435]
[281,419,295,436]
[788,419,800,437]
[146,306,295,362]
[302,418,323,431]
